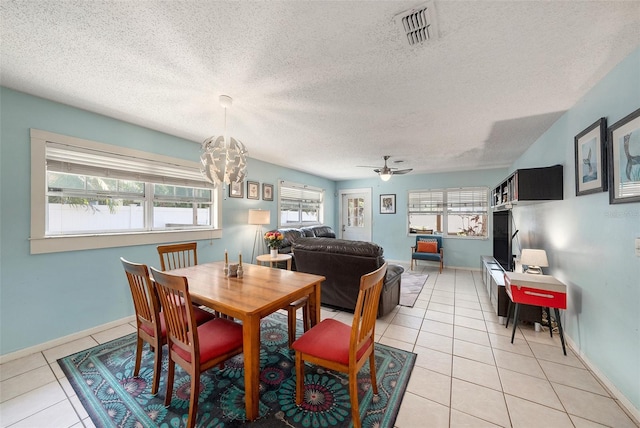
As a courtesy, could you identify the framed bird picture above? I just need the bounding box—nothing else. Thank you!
[575,117,607,196]
[608,108,640,204]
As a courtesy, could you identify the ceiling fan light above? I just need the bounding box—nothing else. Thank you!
[379,172,392,181]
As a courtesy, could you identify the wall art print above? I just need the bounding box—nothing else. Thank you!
[575,117,607,196]
[608,107,640,204]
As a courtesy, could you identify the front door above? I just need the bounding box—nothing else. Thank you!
[340,189,372,241]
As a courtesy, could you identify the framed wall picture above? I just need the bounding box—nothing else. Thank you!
[247,180,260,200]
[575,117,607,196]
[262,183,274,201]
[380,194,396,214]
[229,181,244,198]
[608,107,640,204]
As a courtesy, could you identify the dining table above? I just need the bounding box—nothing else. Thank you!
[168,260,325,421]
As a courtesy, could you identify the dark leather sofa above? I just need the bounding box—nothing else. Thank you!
[292,237,404,317]
[267,225,336,270]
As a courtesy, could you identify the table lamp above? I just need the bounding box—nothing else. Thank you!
[520,249,548,275]
[249,209,271,263]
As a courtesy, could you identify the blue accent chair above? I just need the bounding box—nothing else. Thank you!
[411,235,444,273]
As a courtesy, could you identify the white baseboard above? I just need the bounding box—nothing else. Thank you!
[565,336,640,424]
[0,315,135,364]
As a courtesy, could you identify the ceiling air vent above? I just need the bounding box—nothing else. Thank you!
[395,1,439,46]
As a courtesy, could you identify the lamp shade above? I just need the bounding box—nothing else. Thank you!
[248,209,270,225]
[520,249,548,268]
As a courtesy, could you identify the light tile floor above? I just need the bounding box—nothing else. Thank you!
[1,265,638,427]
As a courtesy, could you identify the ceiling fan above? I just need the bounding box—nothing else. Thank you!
[358,155,413,181]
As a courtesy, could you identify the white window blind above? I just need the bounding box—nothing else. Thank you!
[447,188,488,213]
[408,190,444,214]
[46,141,210,189]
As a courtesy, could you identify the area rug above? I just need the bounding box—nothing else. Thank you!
[58,312,415,428]
[399,272,428,307]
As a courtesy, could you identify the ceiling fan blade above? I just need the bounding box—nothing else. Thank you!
[392,168,413,175]
[373,168,381,173]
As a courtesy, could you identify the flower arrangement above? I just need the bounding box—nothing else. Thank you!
[264,231,284,249]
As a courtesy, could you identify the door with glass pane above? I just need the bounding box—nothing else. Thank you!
[340,189,372,242]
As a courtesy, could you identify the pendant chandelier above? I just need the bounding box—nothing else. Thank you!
[200,95,248,187]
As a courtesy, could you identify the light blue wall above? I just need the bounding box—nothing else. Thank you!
[1,47,638,413]
[510,48,640,412]
[337,169,507,267]
[0,87,335,354]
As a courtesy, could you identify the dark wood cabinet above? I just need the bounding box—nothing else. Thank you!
[491,165,563,209]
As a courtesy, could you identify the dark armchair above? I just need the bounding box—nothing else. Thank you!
[411,234,444,273]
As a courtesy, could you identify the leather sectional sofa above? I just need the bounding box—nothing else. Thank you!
[292,237,404,317]
[267,225,336,270]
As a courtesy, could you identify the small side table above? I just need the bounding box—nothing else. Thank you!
[256,253,293,270]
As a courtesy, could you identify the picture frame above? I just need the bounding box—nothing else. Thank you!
[380,194,396,214]
[247,180,260,200]
[262,183,274,201]
[574,117,607,196]
[608,108,640,204]
[229,181,244,198]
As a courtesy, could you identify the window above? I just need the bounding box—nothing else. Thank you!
[278,181,324,227]
[408,187,488,238]
[31,129,222,254]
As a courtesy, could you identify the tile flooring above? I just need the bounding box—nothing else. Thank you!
[1,265,638,427]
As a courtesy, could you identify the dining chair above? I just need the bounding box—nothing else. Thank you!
[292,262,388,428]
[150,267,244,428]
[157,241,232,321]
[286,296,311,347]
[120,258,216,395]
[157,242,198,271]
[120,258,165,395]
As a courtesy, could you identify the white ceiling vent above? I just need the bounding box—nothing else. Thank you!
[395,1,439,46]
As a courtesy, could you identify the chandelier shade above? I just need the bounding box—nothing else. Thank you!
[200,95,248,187]
[200,135,247,186]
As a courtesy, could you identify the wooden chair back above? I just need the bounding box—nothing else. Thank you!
[150,267,199,365]
[120,257,163,393]
[351,262,387,361]
[157,242,198,271]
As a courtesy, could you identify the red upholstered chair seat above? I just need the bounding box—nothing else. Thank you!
[173,318,243,363]
[292,319,371,365]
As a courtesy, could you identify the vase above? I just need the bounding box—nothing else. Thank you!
[270,248,278,258]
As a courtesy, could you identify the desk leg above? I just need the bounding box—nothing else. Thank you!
[554,308,567,356]
[510,303,520,344]
[243,315,261,420]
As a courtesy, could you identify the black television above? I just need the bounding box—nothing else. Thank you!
[493,210,512,271]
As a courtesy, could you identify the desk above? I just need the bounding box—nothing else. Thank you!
[504,272,567,355]
[256,253,292,270]
[170,261,325,420]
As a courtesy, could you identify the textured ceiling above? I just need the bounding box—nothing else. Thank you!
[1,1,639,180]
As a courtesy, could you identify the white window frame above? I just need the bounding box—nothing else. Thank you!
[277,180,324,228]
[30,129,222,254]
[408,187,489,239]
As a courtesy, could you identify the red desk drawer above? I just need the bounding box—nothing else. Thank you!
[504,273,567,310]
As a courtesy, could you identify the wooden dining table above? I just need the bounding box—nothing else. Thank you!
[168,260,325,421]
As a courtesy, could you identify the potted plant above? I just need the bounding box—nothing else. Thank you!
[264,231,284,257]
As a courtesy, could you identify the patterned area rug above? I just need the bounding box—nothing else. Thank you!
[399,272,428,307]
[58,312,415,427]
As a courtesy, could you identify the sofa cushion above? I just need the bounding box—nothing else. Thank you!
[293,237,383,258]
[301,225,336,238]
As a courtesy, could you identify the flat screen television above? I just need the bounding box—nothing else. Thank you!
[493,210,512,271]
